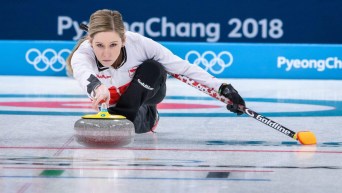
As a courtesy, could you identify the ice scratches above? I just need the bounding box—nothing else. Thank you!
[0,156,340,170]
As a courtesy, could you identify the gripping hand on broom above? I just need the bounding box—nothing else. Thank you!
[218,83,246,116]
[170,73,317,145]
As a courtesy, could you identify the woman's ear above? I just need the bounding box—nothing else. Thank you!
[122,35,126,47]
[88,37,93,47]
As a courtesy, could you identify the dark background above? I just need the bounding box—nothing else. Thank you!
[1,0,341,43]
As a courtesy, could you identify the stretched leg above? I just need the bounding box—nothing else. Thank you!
[108,60,167,133]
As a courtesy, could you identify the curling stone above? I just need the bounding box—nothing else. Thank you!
[74,104,135,147]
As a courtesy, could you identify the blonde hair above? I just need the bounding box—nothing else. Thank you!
[66,9,126,76]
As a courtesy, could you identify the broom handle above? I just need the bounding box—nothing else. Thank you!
[169,73,297,139]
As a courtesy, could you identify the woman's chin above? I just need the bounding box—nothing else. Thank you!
[101,61,113,67]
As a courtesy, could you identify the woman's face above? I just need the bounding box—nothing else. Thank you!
[91,31,124,67]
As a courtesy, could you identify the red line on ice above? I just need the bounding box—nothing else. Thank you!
[0,146,341,154]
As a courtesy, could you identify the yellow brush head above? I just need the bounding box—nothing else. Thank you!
[295,131,317,145]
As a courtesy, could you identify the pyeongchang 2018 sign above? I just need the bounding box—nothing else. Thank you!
[0,40,341,79]
[1,0,342,44]
[163,42,342,79]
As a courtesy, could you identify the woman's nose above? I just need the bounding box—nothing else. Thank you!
[103,48,111,57]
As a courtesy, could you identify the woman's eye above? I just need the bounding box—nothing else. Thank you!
[110,43,117,47]
[96,44,104,48]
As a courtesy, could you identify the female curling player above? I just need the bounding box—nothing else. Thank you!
[66,9,245,133]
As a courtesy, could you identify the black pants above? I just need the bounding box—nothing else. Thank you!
[108,60,167,133]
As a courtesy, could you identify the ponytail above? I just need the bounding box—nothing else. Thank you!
[66,36,87,76]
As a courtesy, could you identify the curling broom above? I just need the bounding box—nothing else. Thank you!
[170,73,317,145]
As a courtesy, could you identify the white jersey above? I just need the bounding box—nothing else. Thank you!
[71,31,224,105]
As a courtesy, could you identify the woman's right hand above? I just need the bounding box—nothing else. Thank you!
[92,84,110,111]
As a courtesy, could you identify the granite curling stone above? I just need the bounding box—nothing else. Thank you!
[74,104,135,147]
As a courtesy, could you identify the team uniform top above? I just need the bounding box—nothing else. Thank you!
[71,31,224,106]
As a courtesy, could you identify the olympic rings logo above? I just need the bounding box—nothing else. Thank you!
[185,51,233,74]
[25,48,71,72]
